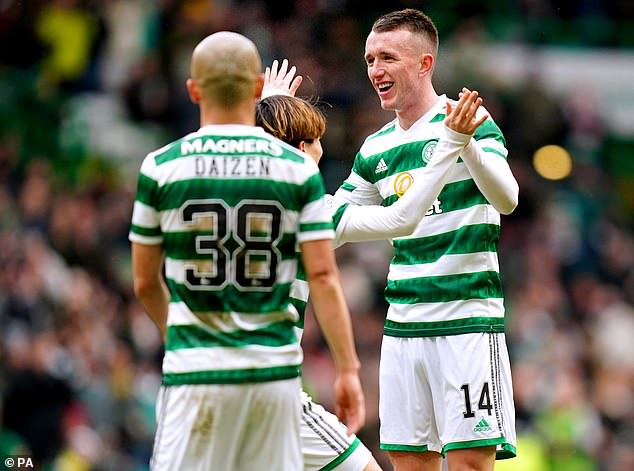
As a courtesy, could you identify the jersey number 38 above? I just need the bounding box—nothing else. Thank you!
[181,199,283,291]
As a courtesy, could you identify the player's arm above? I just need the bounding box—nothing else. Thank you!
[300,238,365,434]
[129,155,167,339]
[459,88,519,215]
[336,90,486,244]
[131,242,168,340]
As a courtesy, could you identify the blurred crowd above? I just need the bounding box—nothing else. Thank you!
[1,1,633,470]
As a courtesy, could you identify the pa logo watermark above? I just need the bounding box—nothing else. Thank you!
[3,456,36,470]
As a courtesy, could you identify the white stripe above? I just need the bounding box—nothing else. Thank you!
[290,279,309,303]
[166,301,298,328]
[282,210,300,235]
[129,232,163,245]
[387,298,506,323]
[158,206,301,234]
[361,122,444,156]
[335,172,383,206]
[131,200,160,228]
[388,252,500,280]
[445,162,472,184]
[164,258,298,284]
[297,229,335,243]
[396,206,500,239]
[162,344,302,374]
[300,197,333,225]
[152,154,317,186]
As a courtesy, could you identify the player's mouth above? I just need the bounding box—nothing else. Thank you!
[377,81,394,95]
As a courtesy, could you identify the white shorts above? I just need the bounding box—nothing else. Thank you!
[379,333,516,459]
[301,390,373,471]
[151,378,302,471]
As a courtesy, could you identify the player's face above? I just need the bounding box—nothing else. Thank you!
[365,29,428,113]
[300,138,323,164]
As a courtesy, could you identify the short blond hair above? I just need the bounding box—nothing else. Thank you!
[190,31,262,106]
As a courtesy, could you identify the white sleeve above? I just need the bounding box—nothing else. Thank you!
[333,169,382,206]
[335,127,469,244]
[461,138,519,215]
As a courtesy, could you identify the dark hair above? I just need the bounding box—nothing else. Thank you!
[372,9,439,53]
[256,95,326,148]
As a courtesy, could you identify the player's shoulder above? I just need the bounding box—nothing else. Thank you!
[365,118,398,143]
[358,118,399,157]
[137,134,190,175]
[143,131,199,169]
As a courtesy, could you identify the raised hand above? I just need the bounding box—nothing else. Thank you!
[445,88,488,136]
[261,59,303,99]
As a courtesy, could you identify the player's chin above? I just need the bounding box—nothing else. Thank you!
[378,98,396,111]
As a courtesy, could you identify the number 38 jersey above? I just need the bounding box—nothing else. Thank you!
[129,124,334,386]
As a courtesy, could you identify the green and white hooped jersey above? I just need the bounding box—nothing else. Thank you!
[335,96,508,338]
[129,124,334,385]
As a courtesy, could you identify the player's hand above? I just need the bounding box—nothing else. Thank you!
[445,88,488,136]
[261,59,303,99]
[334,370,366,435]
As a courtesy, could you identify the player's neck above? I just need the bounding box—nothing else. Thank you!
[396,88,439,131]
[199,101,256,127]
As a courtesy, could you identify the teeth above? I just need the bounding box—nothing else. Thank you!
[378,82,393,91]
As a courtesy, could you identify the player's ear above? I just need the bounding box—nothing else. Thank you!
[298,141,306,152]
[254,73,264,99]
[187,78,201,104]
[419,53,434,77]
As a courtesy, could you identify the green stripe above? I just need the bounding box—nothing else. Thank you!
[295,261,306,281]
[162,364,301,385]
[383,179,488,211]
[384,317,505,337]
[442,436,507,456]
[385,271,503,304]
[166,320,297,350]
[482,146,506,159]
[320,438,361,471]
[130,223,162,238]
[380,443,429,452]
[497,443,517,460]
[299,221,334,233]
[290,297,307,328]
[355,140,439,183]
[136,173,158,206]
[392,224,500,265]
[331,202,349,230]
[430,113,445,123]
[155,176,323,212]
[367,123,396,140]
[340,182,356,192]
[167,279,293,313]
[473,119,506,146]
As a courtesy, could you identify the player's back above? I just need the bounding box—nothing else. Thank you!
[130,124,333,385]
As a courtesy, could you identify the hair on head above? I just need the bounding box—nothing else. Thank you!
[256,95,326,148]
[372,9,439,54]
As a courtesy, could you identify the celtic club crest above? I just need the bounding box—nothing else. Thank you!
[421,140,438,164]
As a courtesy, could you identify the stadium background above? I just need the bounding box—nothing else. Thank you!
[1,0,633,469]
